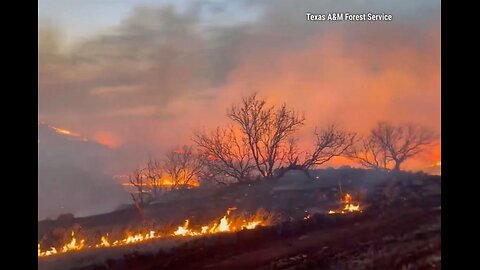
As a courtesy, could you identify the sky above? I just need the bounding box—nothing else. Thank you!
[38,0,441,219]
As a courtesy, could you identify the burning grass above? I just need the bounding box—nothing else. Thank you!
[328,193,362,215]
[39,192,365,258]
[38,208,275,258]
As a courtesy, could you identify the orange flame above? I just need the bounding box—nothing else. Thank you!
[343,193,352,203]
[328,193,362,215]
[61,231,85,252]
[430,161,441,167]
[48,125,89,141]
[38,208,271,258]
[121,177,200,189]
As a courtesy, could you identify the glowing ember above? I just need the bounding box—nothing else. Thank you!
[303,210,311,220]
[38,208,271,258]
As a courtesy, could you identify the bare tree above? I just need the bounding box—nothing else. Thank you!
[228,94,305,178]
[129,168,149,206]
[274,125,356,178]
[163,145,203,190]
[282,137,302,168]
[193,127,255,183]
[128,168,149,222]
[349,122,436,171]
[348,135,390,170]
[302,125,356,170]
[144,156,163,199]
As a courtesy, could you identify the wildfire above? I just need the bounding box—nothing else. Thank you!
[38,231,85,257]
[38,243,57,257]
[121,177,200,189]
[96,236,110,247]
[38,208,270,258]
[51,127,80,137]
[328,193,362,215]
[171,207,261,236]
[343,203,361,212]
[61,231,85,252]
[173,220,197,236]
[47,124,89,142]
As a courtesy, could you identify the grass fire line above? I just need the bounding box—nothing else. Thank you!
[39,197,362,258]
[39,208,271,258]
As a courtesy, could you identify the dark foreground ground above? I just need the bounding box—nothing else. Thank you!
[73,200,440,270]
[38,169,441,270]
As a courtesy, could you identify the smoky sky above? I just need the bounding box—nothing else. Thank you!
[38,0,440,218]
[38,123,130,219]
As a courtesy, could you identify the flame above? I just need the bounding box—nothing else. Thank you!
[38,208,270,258]
[61,231,85,253]
[48,125,89,141]
[218,215,230,232]
[430,161,441,167]
[328,193,362,215]
[343,193,352,203]
[38,245,57,257]
[173,220,197,236]
[95,236,110,248]
[51,127,80,137]
[343,203,360,212]
[171,207,250,236]
[243,220,261,229]
[121,177,200,189]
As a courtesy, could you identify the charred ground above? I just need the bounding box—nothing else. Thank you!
[38,168,441,270]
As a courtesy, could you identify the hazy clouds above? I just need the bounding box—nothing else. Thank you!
[38,123,130,219]
[38,0,440,217]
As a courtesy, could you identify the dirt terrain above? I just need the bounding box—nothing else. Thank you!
[38,168,441,270]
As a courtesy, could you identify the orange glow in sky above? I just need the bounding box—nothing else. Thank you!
[93,131,123,148]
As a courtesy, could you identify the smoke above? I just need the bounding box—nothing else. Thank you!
[38,123,131,220]
[38,0,440,218]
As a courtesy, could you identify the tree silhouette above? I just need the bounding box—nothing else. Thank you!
[349,122,436,171]
[193,127,255,183]
[228,93,305,178]
[163,145,203,189]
